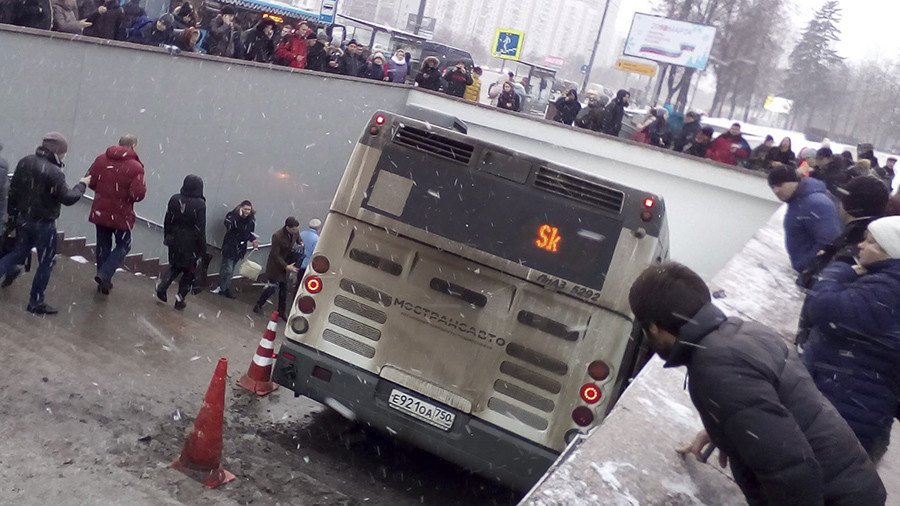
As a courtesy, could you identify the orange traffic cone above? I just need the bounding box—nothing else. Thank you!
[172,357,236,488]
[237,311,280,396]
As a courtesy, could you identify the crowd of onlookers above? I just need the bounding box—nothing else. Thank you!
[0,0,496,102]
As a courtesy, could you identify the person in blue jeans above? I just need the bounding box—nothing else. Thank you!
[215,200,258,299]
[0,133,89,314]
[299,218,320,271]
[86,134,147,294]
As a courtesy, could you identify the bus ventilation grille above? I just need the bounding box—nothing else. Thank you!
[534,167,625,213]
[394,125,474,165]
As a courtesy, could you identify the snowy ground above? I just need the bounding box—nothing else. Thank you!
[522,208,899,505]
[0,256,518,505]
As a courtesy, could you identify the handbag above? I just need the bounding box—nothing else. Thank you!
[238,252,263,281]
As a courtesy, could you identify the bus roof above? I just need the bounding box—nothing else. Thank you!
[337,14,428,42]
[220,0,320,21]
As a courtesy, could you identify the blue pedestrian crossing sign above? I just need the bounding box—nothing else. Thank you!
[492,29,525,61]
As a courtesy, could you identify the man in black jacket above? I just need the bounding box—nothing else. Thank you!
[0,133,90,314]
[442,62,473,98]
[629,262,886,506]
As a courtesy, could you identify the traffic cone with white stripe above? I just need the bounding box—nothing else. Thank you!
[237,311,280,396]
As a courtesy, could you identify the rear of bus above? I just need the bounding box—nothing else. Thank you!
[272,112,669,490]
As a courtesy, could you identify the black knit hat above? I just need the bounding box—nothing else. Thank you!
[767,165,800,186]
[839,176,889,217]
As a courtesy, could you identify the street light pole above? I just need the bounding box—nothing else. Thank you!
[581,0,612,94]
[413,0,427,35]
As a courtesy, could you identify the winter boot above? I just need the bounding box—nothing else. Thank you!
[174,294,186,311]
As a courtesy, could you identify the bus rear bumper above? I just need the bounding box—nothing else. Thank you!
[273,340,558,491]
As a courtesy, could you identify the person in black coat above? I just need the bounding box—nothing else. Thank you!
[157,175,206,311]
[215,200,258,299]
[683,126,714,159]
[5,0,53,29]
[600,89,630,137]
[765,137,796,168]
[442,62,473,98]
[629,262,886,506]
[363,52,387,81]
[672,111,700,152]
[552,89,581,126]
[242,18,276,63]
[495,82,520,112]
[126,13,173,46]
[337,39,365,77]
[414,56,442,91]
[83,0,125,40]
[0,133,89,314]
[306,32,329,72]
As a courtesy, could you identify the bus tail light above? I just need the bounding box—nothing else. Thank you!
[297,296,316,314]
[304,276,323,294]
[641,196,655,222]
[311,255,330,274]
[572,406,594,427]
[374,114,386,126]
[280,351,297,361]
[312,365,333,382]
[580,383,602,404]
[289,316,309,334]
[588,360,610,381]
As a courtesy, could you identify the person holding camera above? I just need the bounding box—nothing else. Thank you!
[442,61,473,99]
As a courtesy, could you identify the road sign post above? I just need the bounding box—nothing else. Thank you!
[492,29,525,61]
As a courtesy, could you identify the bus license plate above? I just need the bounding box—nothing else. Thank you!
[388,389,455,431]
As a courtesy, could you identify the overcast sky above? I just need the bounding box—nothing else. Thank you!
[614,0,897,62]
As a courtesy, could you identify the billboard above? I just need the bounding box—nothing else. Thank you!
[764,96,794,114]
[624,13,716,70]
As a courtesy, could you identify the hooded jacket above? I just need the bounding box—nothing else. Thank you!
[8,146,86,223]
[387,56,409,84]
[667,303,887,506]
[803,260,900,458]
[553,92,582,125]
[306,39,328,72]
[414,56,442,91]
[783,177,842,272]
[87,145,146,231]
[600,90,628,136]
[706,132,751,166]
[496,87,520,112]
[164,175,206,268]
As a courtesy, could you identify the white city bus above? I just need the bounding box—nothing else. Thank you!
[272,111,669,490]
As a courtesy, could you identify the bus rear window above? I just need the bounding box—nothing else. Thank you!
[362,147,623,291]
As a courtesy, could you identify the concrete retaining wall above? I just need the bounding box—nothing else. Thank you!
[0,25,779,278]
